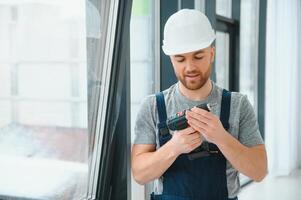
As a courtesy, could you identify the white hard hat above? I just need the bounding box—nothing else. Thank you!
[162,9,215,55]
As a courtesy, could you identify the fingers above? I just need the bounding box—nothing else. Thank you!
[179,131,202,144]
[179,126,195,135]
[189,137,203,151]
[187,116,207,133]
[190,132,202,140]
[191,107,214,120]
[186,110,211,125]
[181,133,202,153]
[172,130,203,154]
[191,136,203,146]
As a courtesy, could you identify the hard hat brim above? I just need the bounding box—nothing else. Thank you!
[162,36,215,56]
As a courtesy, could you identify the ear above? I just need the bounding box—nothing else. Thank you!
[210,46,215,63]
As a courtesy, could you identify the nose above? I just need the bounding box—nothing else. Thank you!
[185,59,197,71]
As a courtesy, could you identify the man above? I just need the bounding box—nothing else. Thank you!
[131,9,267,200]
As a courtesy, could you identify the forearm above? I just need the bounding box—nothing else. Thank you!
[217,133,267,182]
[132,142,178,185]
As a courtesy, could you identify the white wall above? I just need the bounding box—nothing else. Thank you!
[298,0,301,168]
[265,0,301,176]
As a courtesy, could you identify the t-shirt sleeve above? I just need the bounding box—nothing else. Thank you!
[133,96,157,145]
[238,95,264,147]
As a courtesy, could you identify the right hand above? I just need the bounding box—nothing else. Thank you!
[168,127,203,156]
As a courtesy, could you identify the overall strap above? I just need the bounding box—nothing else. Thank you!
[220,89,231,130]
[206,89,232,156]
[155,92,170,136]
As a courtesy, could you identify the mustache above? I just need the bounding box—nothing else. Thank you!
[185,71,200,76]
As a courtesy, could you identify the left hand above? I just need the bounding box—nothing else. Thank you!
[186,107,228,145]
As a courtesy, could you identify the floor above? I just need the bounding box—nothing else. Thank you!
[238,169,301,200]
[0,124,89,199]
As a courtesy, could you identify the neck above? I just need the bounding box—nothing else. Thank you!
[178,79,213,101]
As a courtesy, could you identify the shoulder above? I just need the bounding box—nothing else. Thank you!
[214,83,254,119]
[140,94,156,107]
[162,83,177,97]
[214,83,248,107]
[137,84,177,122]
[137,94,157,122]
[138,84,175,110]
[229,91,253,113]
[142,84,177,106]
[230,91,249,106]
[228,91,256,124]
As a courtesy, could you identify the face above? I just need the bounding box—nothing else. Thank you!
[170,46,215,90]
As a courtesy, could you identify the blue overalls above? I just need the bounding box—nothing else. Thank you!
[151,89,238,200]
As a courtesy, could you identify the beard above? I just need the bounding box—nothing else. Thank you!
[176,66,211,90]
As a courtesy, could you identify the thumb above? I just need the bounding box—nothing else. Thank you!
[180,127,195,135]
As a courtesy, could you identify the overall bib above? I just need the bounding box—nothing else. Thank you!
[151,89,237,200]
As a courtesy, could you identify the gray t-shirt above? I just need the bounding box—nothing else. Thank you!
[133,81,264,198]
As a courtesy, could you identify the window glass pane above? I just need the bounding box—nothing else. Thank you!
[0,65,10,96]
[0,1,89,199]
[239,0,259,186]
[130,0,155,199]
[215,31,230,90]
[240,0,259,109]
[194,0,206,13]
[216,0,232,18]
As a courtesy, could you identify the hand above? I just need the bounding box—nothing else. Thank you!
[168,127,203,156]
[186,107,228,145]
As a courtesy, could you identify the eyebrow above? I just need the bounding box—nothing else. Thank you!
[174,50,206,58]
